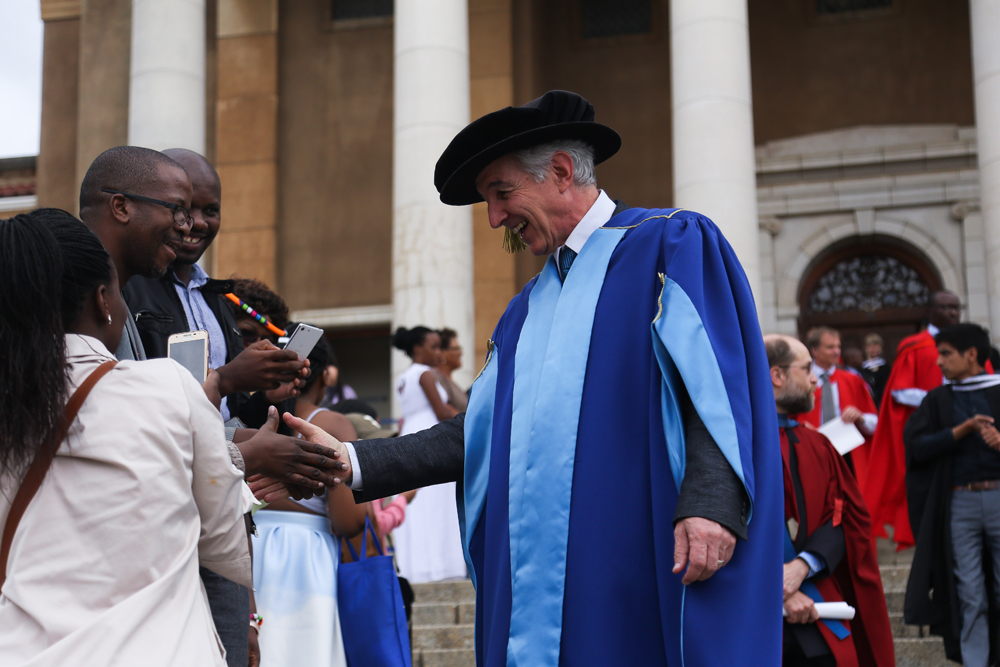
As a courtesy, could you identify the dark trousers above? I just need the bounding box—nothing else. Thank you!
[783,623,836,667]
[201,566,250,667]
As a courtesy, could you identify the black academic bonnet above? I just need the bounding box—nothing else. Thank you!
[434,90,622,206]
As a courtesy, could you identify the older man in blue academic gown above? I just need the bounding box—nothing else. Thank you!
[284,91,783,667]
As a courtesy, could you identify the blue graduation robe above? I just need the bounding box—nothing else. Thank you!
[460,207,783,667]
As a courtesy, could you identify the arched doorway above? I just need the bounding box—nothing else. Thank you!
[798,235,942,362]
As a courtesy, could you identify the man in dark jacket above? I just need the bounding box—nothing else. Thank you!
[904,323,1000,666]
[121,148,316,667]
[123,148,302,426]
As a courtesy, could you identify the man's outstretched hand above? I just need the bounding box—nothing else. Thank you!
[672,517,737,585]
[235,407,347,496]
[281,411,354,487]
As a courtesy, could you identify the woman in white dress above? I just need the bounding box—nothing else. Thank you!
[0,210,252,666]
[391,326,467,583]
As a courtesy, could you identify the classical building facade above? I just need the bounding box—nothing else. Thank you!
[22,0,1000,415]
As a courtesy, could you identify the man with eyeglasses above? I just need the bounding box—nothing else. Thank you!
[78,147,192,361]
[765,334,894,667]
[122,148,305,426]
[79,146,351,667]
[864,290,964,551]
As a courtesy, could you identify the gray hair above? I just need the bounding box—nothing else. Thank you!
[511,140,597,188]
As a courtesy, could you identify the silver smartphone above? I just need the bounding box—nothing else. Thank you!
[168,330,210,382]
[282,323,325,360]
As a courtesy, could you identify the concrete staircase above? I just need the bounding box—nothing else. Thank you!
[879,539,956,667]
[407,542,956,666]
[410,580,476,667]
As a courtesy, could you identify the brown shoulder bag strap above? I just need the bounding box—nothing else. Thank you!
[0,359,118,588]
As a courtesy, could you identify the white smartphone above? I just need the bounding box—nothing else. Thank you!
[168,330,210,382]
[282,323,325,360]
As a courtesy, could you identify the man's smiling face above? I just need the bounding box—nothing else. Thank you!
[127,163,192,279]
[475,154,564,256]
[174,172,220,266]
[166,151,221,267]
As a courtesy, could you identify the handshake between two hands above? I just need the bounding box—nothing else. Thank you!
[237,406,355,503]
[239,406,739,589]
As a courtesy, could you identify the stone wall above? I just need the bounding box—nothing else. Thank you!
[757,126,988,339]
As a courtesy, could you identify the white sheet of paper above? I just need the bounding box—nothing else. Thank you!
[817,418,865,455]
[782,601,856,620]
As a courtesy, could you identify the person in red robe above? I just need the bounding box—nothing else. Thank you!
[863,291,962,550]
[798,327,879,489]
[766,334,895,667]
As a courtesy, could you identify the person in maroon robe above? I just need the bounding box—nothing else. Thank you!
[765,334,895,667]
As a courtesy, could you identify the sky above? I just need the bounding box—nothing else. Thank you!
[0,2,43,159]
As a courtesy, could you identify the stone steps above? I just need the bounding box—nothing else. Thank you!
[877,539,958,666]
[405,545,960,667]
[894,638,952,667]
[410,581,476,667]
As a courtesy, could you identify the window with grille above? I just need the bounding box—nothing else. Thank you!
[580,0,651,39]
[816,0,891,15]
[805,255,929,315]
[332,0,393,21]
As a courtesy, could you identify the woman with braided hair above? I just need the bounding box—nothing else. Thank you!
[0,209,252,666]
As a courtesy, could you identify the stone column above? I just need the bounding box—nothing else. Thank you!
[128,0,206,152]
[392,0,474,408]
[953,202,992,329]
[212,0,279,287]
[670,0,760,300]
[470,0,516,374]
[37,1,81,213]
[970,0,1000,341]
[77,0,132,193]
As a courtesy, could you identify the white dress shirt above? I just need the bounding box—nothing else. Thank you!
[555,190,618,267]
[812,362,878,435]
[346,190,620,491]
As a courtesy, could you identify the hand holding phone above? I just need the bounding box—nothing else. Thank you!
[215,340,307,396]
[282,324,325,360]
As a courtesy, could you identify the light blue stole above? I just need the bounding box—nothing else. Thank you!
[461,227,628,667]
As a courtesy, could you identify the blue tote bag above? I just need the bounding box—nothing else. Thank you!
[338,518,412,667]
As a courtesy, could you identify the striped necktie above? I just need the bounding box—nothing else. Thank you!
[559,247,577,281]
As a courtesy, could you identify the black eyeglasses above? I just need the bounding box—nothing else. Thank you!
[101,188,192,226]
